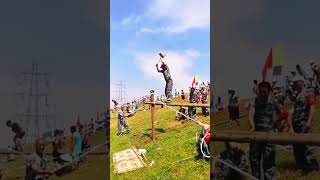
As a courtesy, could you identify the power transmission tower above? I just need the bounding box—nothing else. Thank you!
[16,64,55,141]
[113,80,127,105]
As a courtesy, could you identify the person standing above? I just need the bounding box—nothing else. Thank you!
[6,120,25,152]
[289,79,319,175]
[249,82,277,180]
[117,106,130,136]
[181,90,186,102]
[70,126,82,169]
[200,86,209,117]
[156,52,173,102]
[228,94,240,127]
[188,87,197,119]
[112,99,118,112]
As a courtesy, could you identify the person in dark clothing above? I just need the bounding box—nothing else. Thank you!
[52,130,64,163]
[181,90,186,101]
[156,53,173,102]
[228,93,240,127]
[189,87,197,119]
[6,120,25,152]
[216,97,224,112]
[112,99,118,111]
[249,82,278,180]
[311,62,320,81]
[176,106,187,121]
[200,87,209,117]
[117,106,130,136]
[213,142,248,180]
[289,79,319,175]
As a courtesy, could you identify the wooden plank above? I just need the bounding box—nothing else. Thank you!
[113,148,146,174]
[144,101,210,108]
[212,130,320,146]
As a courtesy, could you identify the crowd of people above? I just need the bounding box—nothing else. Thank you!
[4,110,109,179]
[213,61,320,179]
[176,82,210,120]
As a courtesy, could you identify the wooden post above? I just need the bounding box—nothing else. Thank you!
[150,90,156,140]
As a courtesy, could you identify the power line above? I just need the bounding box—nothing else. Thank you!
[112,80,127,105]
[16,64,56,141]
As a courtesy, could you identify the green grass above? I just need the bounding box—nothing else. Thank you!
[213,98,320,180]
[110,102,210,180]
[2,130,107,180]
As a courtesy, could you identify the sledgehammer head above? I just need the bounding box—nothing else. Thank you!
[159,52,166,58]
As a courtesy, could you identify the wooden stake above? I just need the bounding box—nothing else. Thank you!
[150,90,156,141]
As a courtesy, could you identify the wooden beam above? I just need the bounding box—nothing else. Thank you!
[0,152,108,155]
[144,101,210,108]
[212,130,320,146]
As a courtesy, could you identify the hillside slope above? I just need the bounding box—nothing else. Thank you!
[110,100,210,180]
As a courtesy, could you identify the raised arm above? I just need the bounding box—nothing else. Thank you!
[156,64,162,73]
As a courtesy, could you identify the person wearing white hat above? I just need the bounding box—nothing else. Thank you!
[156,52,173,102]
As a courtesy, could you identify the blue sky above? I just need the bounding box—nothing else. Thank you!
[0,0,107,147]
[213,0,320,103]
[111,0,210,104]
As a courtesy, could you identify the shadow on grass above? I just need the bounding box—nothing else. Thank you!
[143,128,166,137]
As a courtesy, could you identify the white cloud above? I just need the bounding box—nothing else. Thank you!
[120,14,141,26]
[135,27,158,35]
[146,0,210,34]
[132,49,201,91]
[121,0,210,34]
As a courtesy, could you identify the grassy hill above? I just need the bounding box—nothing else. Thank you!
[212,97,320,180]
[110,99,210,180]
[2,130,107,180]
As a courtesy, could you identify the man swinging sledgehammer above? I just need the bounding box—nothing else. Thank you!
[156,52,173,102]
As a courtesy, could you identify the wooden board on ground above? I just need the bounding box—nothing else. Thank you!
[113,147,146,174]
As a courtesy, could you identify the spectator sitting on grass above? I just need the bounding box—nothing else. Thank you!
[25,138,55,180]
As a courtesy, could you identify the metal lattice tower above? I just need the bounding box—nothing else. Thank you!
[16,64,55,140]
[113,80,127,105]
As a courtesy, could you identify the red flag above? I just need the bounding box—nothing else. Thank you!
[191,77,196,88]
[262,48,273,81]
